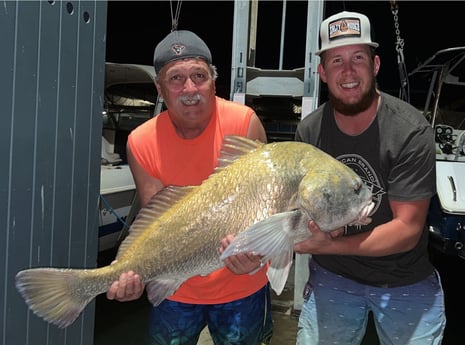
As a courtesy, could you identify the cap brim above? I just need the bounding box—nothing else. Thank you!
[316,41,379,56]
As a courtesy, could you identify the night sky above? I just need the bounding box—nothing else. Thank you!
[105,1,465,100]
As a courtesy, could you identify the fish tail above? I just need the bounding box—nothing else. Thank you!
[15,267,94,328]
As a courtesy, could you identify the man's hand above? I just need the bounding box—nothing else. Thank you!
[106,261,145,301]
[294,221,344,254]
[220,235,263,274]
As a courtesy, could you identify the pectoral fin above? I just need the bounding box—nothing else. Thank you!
[145,279,185,306]
[220,210,306,295]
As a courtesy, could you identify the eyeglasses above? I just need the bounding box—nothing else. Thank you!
[165,72,210,89]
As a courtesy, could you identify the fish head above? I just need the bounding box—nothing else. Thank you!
[297,161,373,232]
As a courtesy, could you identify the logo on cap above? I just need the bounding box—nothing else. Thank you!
[171,43,186,56]
[328,17,361,41]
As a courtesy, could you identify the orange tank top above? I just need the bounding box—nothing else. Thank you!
[127,97,268,304]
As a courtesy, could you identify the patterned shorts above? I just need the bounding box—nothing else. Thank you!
[147,284,273,345]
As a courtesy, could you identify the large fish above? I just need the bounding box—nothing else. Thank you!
[15,135,373,328]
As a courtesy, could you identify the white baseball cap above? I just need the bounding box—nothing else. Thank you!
[316,11,379,56]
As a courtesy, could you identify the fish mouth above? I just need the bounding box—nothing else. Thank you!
[349,201,374,226]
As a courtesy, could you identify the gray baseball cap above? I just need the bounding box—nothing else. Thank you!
[153,30,212,74]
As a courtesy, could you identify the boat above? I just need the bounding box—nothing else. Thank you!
[408,47,465,259]
[99,62,159,251]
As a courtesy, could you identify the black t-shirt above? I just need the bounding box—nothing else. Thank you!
[295,92,436,287]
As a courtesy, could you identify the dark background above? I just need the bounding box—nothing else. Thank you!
[106,1,465,101]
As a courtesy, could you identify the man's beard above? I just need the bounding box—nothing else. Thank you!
[329,81,377,116]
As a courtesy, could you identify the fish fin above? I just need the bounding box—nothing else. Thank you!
[215,136,264,170]
[220,211,300,262]
[116,185,195,258]
[145,279,185,306]
[15,268,93,328]
[220,210,311,295]
[267,255,293,295]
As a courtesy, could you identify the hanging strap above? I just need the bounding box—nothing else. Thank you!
[390,1,410,103]
[170,0,183,31]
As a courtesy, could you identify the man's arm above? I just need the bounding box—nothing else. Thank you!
[247,112,267,143]
[127,144,165,208]
[294,198,430,256]
[107,143,163,302]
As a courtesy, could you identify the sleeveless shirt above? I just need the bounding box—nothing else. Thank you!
[127,96,268,303]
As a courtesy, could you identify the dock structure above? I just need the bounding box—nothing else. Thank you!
[230,0,324,312]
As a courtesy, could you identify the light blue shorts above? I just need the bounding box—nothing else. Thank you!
[297,260,446,345]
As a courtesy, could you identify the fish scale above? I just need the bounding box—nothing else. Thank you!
[16,135,373,328]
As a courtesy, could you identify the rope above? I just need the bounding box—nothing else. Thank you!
[170,0,182,31]
[100,194,131,229]
[390,1,410,103]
